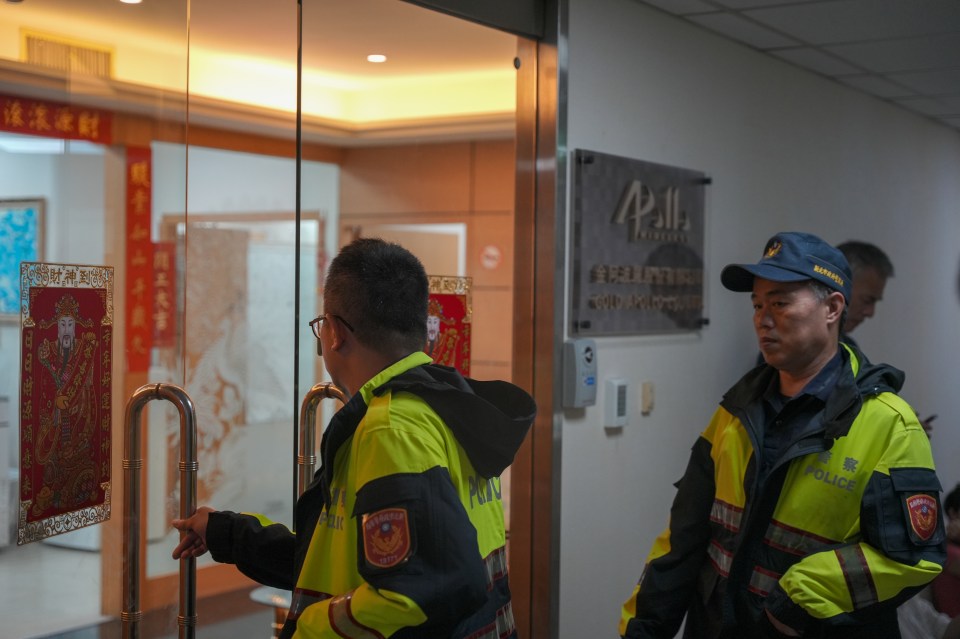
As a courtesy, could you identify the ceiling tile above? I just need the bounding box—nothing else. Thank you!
[935,96,960,113]
[888,69,960,96]
[826,33,960,74]
[838,75,915,99]
[770,47,861,76]
[893,97,955,116]
[687,12,799,48]
[742,0,960,44]
[635,0,960,134]
[713,0,824,8]
[635,0,717,15]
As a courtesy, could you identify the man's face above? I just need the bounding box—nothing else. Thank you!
[844,267,887,333]
[426,314,440,341]
[57,316,76,349]
[752,278,838,375]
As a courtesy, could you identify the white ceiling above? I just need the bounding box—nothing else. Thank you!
[634,0,960,133]
[1,0,519,78]
[0,0,520,144]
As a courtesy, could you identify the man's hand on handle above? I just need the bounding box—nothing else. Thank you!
[172,506,215,559]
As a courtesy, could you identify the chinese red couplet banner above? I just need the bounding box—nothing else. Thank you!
[0,93,112,143]
[424,275,472,376]
[125,146,153,373]
[19,262,114,544]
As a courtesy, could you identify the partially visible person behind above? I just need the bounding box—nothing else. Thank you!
[620,231,946,639]
[901,484,960,639]
[836,240,894,340]
[836,241,937,437]
[171,237,537,638]
[934,484,960,618]
[898,589,960,639]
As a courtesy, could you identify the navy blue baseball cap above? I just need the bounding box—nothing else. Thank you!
[721,231,852,302]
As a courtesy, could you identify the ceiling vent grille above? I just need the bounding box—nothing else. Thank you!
[22,31,113,78]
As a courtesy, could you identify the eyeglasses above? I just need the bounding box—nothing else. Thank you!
[308,313,355,355]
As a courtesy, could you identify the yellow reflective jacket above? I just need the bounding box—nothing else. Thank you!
[206,352,536,639]
[621,345,945,639]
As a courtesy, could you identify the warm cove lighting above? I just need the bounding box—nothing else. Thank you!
[367,54,387,63]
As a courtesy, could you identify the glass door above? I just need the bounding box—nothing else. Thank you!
[0,1,521,636]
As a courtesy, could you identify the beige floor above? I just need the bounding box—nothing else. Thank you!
[0,529,233,639]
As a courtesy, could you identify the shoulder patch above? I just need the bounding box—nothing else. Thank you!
[362,507,413,569]
[905,494,938,541]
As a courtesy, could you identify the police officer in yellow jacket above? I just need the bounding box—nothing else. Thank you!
[172,238,536,638]
[620,231,945,639]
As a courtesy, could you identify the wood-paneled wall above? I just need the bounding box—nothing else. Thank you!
[339,139,516,382]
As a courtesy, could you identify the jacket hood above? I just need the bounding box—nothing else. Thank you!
[374,364,537,478]
[849,342,904,396]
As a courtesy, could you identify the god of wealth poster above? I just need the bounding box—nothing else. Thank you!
[424,275,471,376]
[19,262,114,544]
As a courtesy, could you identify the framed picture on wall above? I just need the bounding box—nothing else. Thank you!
[0,198,45,319]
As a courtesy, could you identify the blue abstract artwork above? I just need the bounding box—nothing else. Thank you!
[0,200,42,316]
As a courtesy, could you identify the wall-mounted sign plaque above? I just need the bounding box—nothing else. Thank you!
[571,149,708,336]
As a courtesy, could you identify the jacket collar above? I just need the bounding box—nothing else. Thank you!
[724,342,903,441]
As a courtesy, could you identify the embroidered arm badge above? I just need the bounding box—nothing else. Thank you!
[362,507,413,569]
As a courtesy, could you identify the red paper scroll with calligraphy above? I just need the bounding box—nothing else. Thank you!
[125,146,153,373]
[0,93,112,143]
[19,262,114,544]
[424,276,472,376]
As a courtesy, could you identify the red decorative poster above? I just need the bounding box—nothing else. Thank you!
[0,93,112,143]
[19,262,114,544]
[125,146,153,373]
[424,276,472,376]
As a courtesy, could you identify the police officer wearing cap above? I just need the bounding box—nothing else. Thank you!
[620,231,946,638]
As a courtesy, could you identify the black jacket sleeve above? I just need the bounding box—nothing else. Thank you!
[205,510,297,590]
[353,466,488,637]
[622,436,717,638]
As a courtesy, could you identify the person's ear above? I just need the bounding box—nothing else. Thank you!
[328,317,349,352]
[825,291,845,324]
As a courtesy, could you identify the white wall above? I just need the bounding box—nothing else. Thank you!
[0,150,105,472]
[153,143,338,218]
[0,152,56,425]
[558,1,960,637]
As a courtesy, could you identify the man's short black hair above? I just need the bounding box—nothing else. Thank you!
[324,237,428,353]
[837,241,895,279]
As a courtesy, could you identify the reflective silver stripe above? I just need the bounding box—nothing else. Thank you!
[287,588,331,621]
[710,499,743,532]
[465,601,516,639]
[328,592,385,639]
[707,540,732,576]
[748,566,781,596]
[836,545,878,609]
[764,519,836,556]
[484,546,508,587]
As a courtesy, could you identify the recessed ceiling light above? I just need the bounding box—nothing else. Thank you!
[119,0,143,4]
[366,54,387,64]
